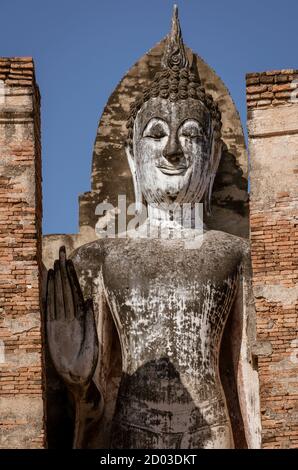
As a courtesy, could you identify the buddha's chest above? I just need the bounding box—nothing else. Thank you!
[101,238,241,371]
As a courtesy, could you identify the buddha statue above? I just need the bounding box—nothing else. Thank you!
[45,6,260,449]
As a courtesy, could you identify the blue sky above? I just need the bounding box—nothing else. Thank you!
[0,0,297,234]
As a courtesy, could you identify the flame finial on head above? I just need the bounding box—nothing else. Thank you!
[162,5,189,70]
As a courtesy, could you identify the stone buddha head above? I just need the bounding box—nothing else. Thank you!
[125,6,223,215]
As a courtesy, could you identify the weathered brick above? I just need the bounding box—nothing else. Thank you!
[260,76,274,84]
[272,83,293,92]
[248,69,298,449]
[246,77,260,85]
[247,84,268,94]
[0,57,44,449]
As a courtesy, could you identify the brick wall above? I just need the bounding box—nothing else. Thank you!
[0,58,45,448]
[247,69,298,108]
[247,70,298,448]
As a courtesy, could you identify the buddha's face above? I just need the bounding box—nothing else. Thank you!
[132,97,213,207]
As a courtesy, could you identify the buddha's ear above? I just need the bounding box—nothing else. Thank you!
[204,137,222,216]
[125,144,143,214]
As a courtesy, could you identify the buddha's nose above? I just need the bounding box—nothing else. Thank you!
[162,133,183,164]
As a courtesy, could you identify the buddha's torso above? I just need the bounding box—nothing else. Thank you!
[91,230,245,449]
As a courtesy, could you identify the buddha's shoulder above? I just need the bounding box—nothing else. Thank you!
[203,229,250,254]
[70,231,250,269]
[203,229,250,261]
[70,238,105,271]
[70,238,138,269]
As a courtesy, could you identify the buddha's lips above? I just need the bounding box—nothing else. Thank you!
[157,165,188,175]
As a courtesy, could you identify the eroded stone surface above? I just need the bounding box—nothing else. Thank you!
[69,233,248,448]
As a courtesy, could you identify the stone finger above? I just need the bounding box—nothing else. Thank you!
[46,269,56,321]
[66,259,84,319]
[59,246,74,320]
[54,260,66,320]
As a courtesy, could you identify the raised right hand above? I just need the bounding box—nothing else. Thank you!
[46,246,99,390]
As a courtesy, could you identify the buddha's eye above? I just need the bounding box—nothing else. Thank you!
[179,119,206,140]
[181,127,203,139]
[148,132,167,140]
[145,127,167,140]
[143,120,168,140]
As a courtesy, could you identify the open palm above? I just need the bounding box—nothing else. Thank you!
[46,246,98,388]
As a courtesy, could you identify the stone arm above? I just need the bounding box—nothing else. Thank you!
[46,246,103,448]
[220,246,262,449]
